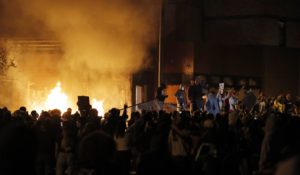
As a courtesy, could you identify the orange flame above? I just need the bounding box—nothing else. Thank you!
[91,98,105,117]
[45,82,71,112]
[28,82,105,116]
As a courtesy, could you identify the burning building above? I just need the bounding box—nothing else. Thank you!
[0,0,161,113]
[3,0,300,113]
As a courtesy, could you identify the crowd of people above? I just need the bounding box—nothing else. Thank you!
[1,79,300,175]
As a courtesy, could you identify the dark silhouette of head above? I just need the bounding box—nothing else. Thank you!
[78,131,116,169]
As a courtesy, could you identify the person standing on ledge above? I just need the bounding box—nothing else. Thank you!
[175,84,187,112]
[188,79,197,113]
[195,78,204,112]
[155,83,168,111]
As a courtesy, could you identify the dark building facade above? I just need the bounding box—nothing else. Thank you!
[159,0,300,97]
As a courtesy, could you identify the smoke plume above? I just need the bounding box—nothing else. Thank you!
[0,0,160,111]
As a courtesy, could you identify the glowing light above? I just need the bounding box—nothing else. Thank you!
[30,102,44,114]
[45,82,70,112]
[92,98,105,117]
[27,82,107,115]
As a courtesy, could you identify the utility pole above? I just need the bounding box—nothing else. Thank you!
[158,0,166,87]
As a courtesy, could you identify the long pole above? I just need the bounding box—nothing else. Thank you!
[158,0,164,87]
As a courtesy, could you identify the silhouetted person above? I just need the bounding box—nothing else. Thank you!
[56,122,76,175]
[156,83,168,111]
[76,131,120,175]
[195,78,204,112]
[34,112,57,175]
[259,114,284,175]
[175,84,187,111]
[0,123,37,175]
[188,79,197,113]
[31,110,39,121]
[114,118,131,175]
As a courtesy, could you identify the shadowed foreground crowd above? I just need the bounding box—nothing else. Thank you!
[1,96,300,175]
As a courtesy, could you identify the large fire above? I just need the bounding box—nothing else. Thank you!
[30,82,105,117]
[45,82,70,112]
[0,0,157,119]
